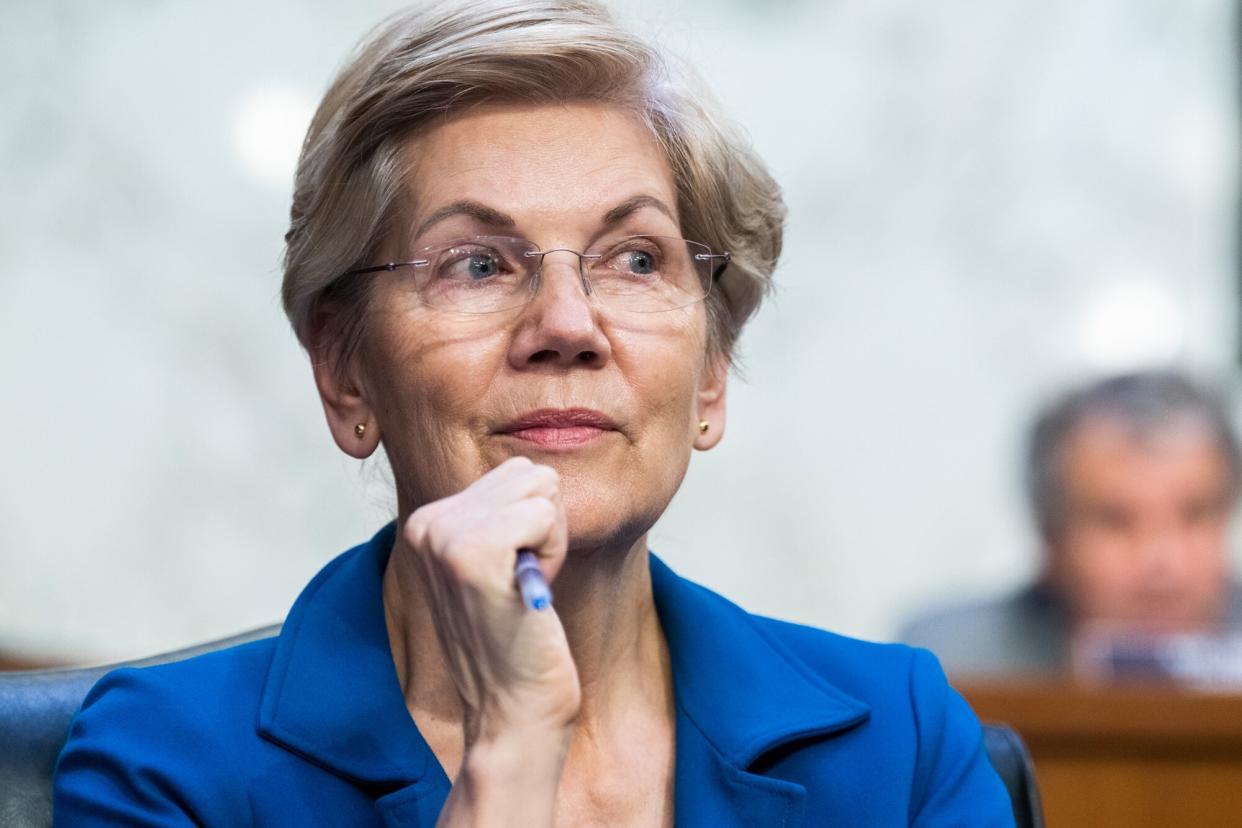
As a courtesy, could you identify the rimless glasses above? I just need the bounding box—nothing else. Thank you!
[342,235,731,315]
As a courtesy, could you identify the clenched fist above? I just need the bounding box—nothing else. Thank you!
[403,456,580,747]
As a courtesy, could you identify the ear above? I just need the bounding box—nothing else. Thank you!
[310,328,381,460]
[693,353,728,451]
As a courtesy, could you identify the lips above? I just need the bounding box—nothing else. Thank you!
[496,408,617,448]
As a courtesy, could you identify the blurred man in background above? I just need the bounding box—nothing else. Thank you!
[903,370,1242,677]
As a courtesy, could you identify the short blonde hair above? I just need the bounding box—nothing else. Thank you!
[283,0,784,366]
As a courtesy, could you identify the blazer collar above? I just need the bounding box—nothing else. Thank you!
[650,556,870,826]
[257,523,438,789]
[650,555,869,768]
[257,524,870,815]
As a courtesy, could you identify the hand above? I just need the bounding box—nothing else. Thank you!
[403,456,580,747]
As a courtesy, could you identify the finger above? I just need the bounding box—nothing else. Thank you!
[474,455,536,494]
[403,492,463,551]
[405,459,560,549]
[512,463,561,501]
[432,497,561,591]
[473,459,560,506]
[442,464,561,553]
[525,485,568,583]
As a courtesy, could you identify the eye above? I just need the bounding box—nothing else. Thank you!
[604,239,664,277]
[620,249,657,275]
[1084,505,1132,534]
[1184,497,1227,527]
[438,246,510,281]
[463,253,501,280]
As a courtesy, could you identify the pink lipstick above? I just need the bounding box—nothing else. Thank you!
[497,408,616,448]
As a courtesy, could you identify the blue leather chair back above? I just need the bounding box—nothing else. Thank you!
[0,626,279,828]
[983,722,1044,828]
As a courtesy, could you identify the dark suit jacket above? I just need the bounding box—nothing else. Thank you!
[54,524,1012,826]
[901,584,1072,676]
[901,582,1242,677]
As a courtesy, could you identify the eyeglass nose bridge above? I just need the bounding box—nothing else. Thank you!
[522,247,604,298]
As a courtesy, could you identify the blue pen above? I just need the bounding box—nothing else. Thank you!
[514,549,553,611]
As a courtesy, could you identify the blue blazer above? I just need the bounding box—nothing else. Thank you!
[54,525,1013,826]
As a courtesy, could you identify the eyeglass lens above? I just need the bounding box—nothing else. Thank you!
[413,236,713,314]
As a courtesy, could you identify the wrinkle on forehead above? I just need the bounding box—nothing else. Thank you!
[398,101,681,247]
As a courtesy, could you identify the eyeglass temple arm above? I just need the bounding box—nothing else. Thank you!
[697,251,731,283]
[341,260,428,277]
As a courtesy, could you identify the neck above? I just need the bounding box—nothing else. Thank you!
[382,524,673,757]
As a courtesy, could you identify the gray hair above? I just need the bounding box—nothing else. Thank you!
[282,0,784,371]
[1026,370,1242,540]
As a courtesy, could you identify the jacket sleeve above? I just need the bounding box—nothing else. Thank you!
[52,667,248,827]
[907,648,1016,827]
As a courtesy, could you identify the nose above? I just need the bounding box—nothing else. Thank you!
[506,251,611,370]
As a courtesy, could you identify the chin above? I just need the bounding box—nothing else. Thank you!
[563,500,660,557]
[569,461,689,539]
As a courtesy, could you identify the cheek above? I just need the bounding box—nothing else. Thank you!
[363,309,509,498]
[558,322,707,543]
[612,311,708,418]
[1187,537,1230,588]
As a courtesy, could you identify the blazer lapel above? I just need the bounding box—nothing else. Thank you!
[256,524,451,826]
[672,716,810,827]
[253,529,868,827]
[373,778,453,828]
[651,555,870,827]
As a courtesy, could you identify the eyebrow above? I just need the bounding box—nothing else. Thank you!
[412,194,677,241]
[413,200,517,239]
[601,195,676,227]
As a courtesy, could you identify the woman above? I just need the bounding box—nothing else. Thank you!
[53,1,1013,825]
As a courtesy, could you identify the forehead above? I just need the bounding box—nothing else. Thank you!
[1061,416,1232,497]
[402,101,679,233]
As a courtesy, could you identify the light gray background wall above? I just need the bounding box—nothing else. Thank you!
[1,0,1238,661]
